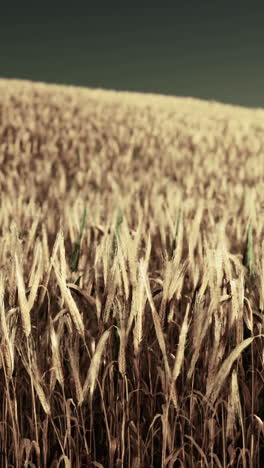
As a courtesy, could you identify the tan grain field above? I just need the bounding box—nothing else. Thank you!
[0,78,263,467]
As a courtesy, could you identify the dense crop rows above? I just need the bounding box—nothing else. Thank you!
[0,78,263,467]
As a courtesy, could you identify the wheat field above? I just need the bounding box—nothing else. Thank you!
[0,78,263,467]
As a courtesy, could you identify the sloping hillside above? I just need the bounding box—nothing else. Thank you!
[0,79,263,467]
[0,78,263,231]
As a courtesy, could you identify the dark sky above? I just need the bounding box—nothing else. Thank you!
[1,3,264,108]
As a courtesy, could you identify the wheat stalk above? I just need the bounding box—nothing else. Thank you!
[82,328,111,403]
[52,259,85,338]
[15,253,31,337]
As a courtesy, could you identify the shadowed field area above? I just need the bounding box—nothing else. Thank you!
[0,78,263,467]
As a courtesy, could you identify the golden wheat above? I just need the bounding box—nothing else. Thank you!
[0,78,263,467]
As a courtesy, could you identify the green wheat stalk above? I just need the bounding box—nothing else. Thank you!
[242,219,255,280]
[112,207,123,256]
[70,206,88,278]
[170,210,181,260]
